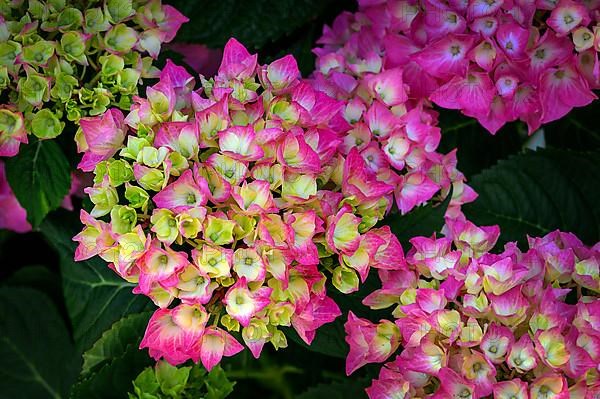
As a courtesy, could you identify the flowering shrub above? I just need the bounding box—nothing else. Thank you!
[345,217,600,398]
[313,0,599,134]
[0,0,187,157]
[73,38,410,370]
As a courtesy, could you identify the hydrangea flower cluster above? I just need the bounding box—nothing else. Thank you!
[313,0,599,134]
[73,38,407,371]
[310,10,477,216]
[0,0,187,156]
[345,217,600,398]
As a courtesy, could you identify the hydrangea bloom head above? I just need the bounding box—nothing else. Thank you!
[350,218,599,398]
[313,0,599,135]
[74,38,405,368]
[0,0,186,156]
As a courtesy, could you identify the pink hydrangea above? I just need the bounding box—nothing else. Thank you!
[345,216,600,398]
[74,39,405,368]
[313,0,599,135]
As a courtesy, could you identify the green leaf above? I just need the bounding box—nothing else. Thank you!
[82,312,152,375]
[41,211,152,353]
[384,185,453,245]
[463,148,600,246]
[543,101,600,151]
[285,317,348,359]
[203,366,235,399]
[296,378,369,399]
[155,360,191,397]
[0,287,78,399]
[438,110,526,179]
[2,264,66,319]
[70,344,154,399]
[5,140,71,227]
[168,0,353,51]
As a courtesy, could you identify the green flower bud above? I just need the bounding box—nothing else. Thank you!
[65,98,82,121]
[119,136,150,160]
[269,327,288,351]
[31,108,64,139]
[83,8,111,34]
[139,56,159,79]
[167,152,188,176]
[100,54,125,77]
[18,71,49,107]
[137,146,168,168]
[108,159,134,186]
[105,0,135,23]
[21,40,55,66]
[89,88,112,116]
[104,24,137,54]
[50,72,78,102]
[0,41,21,67]
[220,314,240,332]
[110,205,137,234]
[137,167,164,192]
[78,87,94,104]
[332,265,360,294]
[57,7,83,31]
[124,183,149,212]
[88,183,119,217]
[93,161,109,184]
[58,31,87,64]
[151,208,178,244]
[117,68,140,94]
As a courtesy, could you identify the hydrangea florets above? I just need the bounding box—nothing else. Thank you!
[313,0,599,135]
[74,38,407,370]
[344,217,600,398]
[0,0,187,156]
[309,9,478,216]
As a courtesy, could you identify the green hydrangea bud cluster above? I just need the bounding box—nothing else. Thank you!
[0,0,187,154]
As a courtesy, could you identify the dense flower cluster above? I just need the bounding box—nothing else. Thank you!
[313,0,599,134]
[310,9,477,216]
[345,218,600,398]
[73,38,409,370]
[0,0,187,156]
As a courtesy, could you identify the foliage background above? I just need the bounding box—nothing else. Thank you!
[0,1,599,398]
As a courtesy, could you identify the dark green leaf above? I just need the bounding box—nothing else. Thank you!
[463,148,600,246]
[167,0,353,51]
[203,366,235,399]
[438,110,526,179]
[0,287,78,399]
[70,344,154,399]
[544,102,600,151]
[285,317,347,359]
[296,378,369,399]
[1,264,67,320]
[82,312,152,375]
[41,211,152,353]
[384,185,453,245]
[5,140,71,227]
